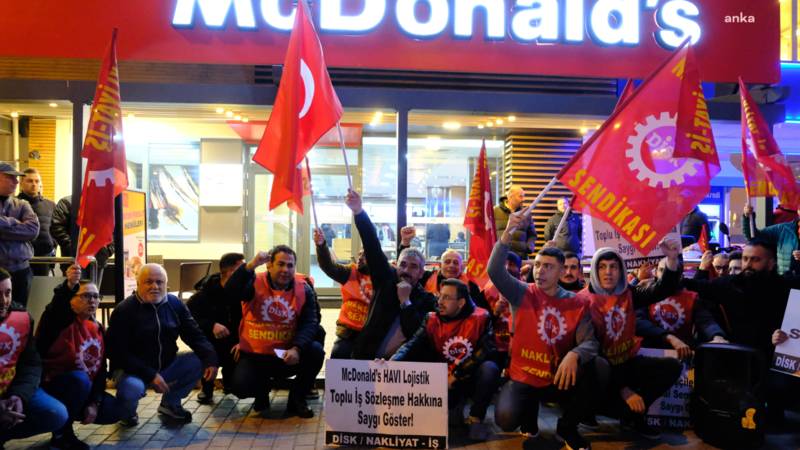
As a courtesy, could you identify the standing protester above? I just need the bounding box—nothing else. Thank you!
[489,212,599,450]
[187,253,245,404]
[680,205,709,244]
[345,190,437,360]
[577,240,683,440]
[682,239,800,425]
[313,228,372,359]
[0,268,67,448]
[17,168,55,276]
[225,246,323,418]
[544,197,582,255]
[742,203,798,275]
[106,264,217,426]
[37,265,124,450]
[0,163,38,307]
[392,279,499,441]
[50,195,113,277]
[399,226,489,311]
[494,185,537,260]
[559,251,585,293]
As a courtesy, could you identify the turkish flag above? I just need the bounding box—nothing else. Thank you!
[559,42,720,255]
[464,141,497,287]
[740,77,800,209]
[76,29,129,268]
[252,0,342,213]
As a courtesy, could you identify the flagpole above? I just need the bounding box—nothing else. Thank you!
[305,157,319,229]
[553,205,573,240]
[336,123,353,190]
[521,177,558,216]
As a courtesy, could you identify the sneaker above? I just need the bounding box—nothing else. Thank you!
[253,395,270,415]
[157,403,193,423]
[465,416,491,441]
[556,420,591,450]
[197,390,214,405]
[286,400,314,419]
[119,413,139,428]
[622,417,660,440]
[50,432,90,450]
[579,415,600,431]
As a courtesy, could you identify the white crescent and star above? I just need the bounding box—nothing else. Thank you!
[298,58,315,119]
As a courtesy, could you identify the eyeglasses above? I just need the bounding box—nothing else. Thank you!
[77,293,101,301]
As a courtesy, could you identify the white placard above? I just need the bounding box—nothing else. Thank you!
[772,289,800,377]
[325,359,448,449]
[199,164,243,206]
[582,215,680,270]
[638,348,693,429]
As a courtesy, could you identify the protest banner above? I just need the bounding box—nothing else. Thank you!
[582,215,681,270]
[772,289,800,378]
[638,348,693,429]
[325,359,448,449]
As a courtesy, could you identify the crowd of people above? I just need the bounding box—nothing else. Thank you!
[0,159,798,450]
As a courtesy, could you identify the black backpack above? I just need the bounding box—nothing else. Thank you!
[691,343,765,449]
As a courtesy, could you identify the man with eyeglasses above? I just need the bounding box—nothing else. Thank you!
[392,279,498,441]
[36,265,125,450]
[106,264,218,426]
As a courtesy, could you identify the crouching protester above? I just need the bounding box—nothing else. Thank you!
[481,251,522,368]
[106,264,218,426]
[392,279,499,441]
[0,268,67,447]
[36,265,124,449]
[577,241,683,440]
[226,246,324,419]
[488,211,599,450]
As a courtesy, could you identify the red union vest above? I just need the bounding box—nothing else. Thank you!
[424,270,470,296]
[425,306,490,375]
[239,274,306,356]
[648,289,697,343]
[0,312,31,395]
[337,265,372,332]
[482,281,512,352]
[43,318,104,383]
[509,285,587,388]
[580,288,640,366]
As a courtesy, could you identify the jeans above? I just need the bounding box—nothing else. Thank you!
[331,336,356,359]
[201,336,236,395]
[495,360,595,432]
[449,360,501,420]
[10,267,32,308]
[0,388,68,441]
[115,353,202,418]
[596,355,682,419]
[230,341,325,403]
[43,370,123,434]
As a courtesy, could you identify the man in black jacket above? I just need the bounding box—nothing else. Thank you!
[0,268,68,447]
[225,245,323,419]
[544,197,582,255]
[17,168,55,276]
[51,195,114,276]
[187,253,244,404]
[106,263,217,426]
[345,190,437,360]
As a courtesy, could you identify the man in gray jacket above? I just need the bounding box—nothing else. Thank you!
[0,163,39,307]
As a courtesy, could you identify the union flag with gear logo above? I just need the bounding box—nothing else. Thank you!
[558,41,720,255]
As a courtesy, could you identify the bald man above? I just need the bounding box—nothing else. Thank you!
[494,185,537,259]
[106,264,217,426]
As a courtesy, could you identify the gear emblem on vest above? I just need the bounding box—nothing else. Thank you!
[625,112,700,188]
[77,337,103,376]
[652,298,685,332]
[0,324,20,366]
[442,336,473,363]
[359,276,372,300]
[605,305,627,341]
[261,297,295,324]
[537,307,568,345]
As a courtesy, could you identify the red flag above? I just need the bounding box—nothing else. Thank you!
[252,0,342,213]
[285,164,312,213]
[464,141,497,286]
[76,29,129,268]
[697,224,709,252]
[614,79,636,113]
[559,42,719,255]
[740,77,800,209]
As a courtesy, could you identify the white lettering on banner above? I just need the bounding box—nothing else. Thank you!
[772,290,800,378]
[639,348,693,430]
[171,0,703,50]
[325,360,448,448]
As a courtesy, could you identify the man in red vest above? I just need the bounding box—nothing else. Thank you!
[225,245,324,418]
[0,268,68,447]
[481,251,522,369]
[37,264,124,450]
[488,212,598,450]
[313,228,371,359]
[577,242,683,440]
[392,279,499,441]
